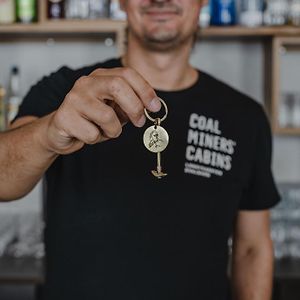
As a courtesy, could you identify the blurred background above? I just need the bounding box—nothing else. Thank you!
[1,0,300,299]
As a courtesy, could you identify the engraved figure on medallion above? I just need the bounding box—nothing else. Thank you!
[148,129,164,150]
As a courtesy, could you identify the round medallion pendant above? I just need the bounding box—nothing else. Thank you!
[143,125,169,153]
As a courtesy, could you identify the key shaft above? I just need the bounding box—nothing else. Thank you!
[157,152,162,173]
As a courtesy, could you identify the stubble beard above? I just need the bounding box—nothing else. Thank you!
[131,27,192,52]
[128,2,195,52]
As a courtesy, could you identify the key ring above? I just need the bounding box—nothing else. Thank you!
[143,97,169,179]
[144,98,168,123]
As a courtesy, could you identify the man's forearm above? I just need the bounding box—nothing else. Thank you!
[0,114,58,201]
[231,238,274,300]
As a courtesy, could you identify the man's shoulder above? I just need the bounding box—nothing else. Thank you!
[54,57,122,82]
[32,57,121,95]
[73,57,122,77]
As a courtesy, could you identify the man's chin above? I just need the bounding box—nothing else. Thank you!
[143,33,181,51]
[145,29,178,41]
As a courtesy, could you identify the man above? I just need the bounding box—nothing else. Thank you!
[0,0,280,299]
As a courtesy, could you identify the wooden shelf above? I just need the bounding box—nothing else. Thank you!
[0,19,126,34]
[200,26,300,37]
[1,21,300,36]
[0,257,43,284]
[274,127,300,135]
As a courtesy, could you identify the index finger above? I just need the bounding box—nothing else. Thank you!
[90,67,162,113]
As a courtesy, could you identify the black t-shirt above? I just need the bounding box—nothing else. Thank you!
[16,58,280,300]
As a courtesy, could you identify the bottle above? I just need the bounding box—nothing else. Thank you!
[65,0,76,18]
[289,0,300,26]
[210,0,236,26]
[89,0,110,19]
[0,85,6,131]
[110,0,126,20]
[48,0,65,19]
[16,0,36,23]
[6,66,22,126]
[78,0,90,18]
[263,0,289,26]
[239,0,263,27]
[199,0,211,27]
[0,0,15,24]
[65,0,89,19]
[292,94,300,128]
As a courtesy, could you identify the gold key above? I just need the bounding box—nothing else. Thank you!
[153,152,166,179]
[143,99,169,179]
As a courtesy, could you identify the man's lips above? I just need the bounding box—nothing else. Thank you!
[146,11,178,15]
[143,10,179,20]
[141,5,182,14]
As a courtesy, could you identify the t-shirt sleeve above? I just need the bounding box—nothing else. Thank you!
[239,105,281,210]
[14,66,76,121]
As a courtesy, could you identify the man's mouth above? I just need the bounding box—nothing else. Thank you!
[146,11,177,18]
[140,5,182,20]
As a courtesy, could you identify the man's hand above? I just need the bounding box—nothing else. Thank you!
[40,67,162,155]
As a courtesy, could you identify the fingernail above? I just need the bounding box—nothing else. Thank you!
[149,97,161,112]
[136,115,146,127]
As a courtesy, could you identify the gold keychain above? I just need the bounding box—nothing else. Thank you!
[143,98,169,179]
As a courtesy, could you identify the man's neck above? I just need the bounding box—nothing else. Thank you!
[122,35,198,92]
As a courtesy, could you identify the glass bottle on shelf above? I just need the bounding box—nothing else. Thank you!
[6,66,22,126]
[16,0,37,23]
[110,0,126,20]
[65,0,76,18]
[279,93,295,128]
[289,0,300,26]
[263,0,289,25]
[65,0,89,19]
[292,93,300,128]
[199,0,211,27]
[279,93,300,128]
[239,0,263,27]
[210,0,236,26]
[279,93,290,128]
[89,0,110,19]
[0,0,15,24]
[48,0,65,20]
[0,86,6,132]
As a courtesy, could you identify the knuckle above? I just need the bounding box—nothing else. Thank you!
[109,76,124,94]
[121,67,134,77]
[143,86,156,100]
[101,108,115,123]
[53,109,66,127]
[56,101,73,122]
[75,75,89,87]
[65,91,78,102]
[86,130,100,144]
[114,126,123,138]
[53,109,74,135]
[90,68,105,76]
[108,126,122,139]
[130,104,143,118]
[63,92,82,108]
